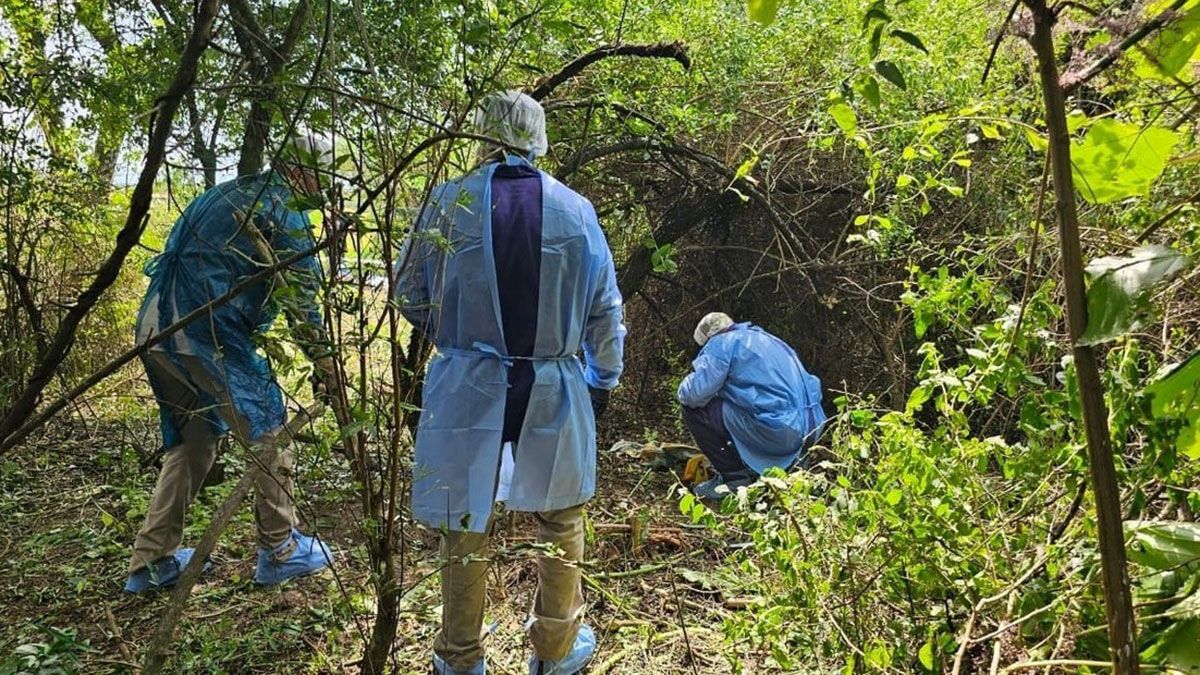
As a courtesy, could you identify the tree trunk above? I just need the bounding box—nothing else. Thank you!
[186,92,219,188]
[229,0,312,176]
[1025,2,1141,671]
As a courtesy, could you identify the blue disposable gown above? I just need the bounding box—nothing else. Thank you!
[135,171,324,446]
[677,323,826,474]
[397,155,625,533]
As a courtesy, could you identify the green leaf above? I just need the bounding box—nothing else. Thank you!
[1125,521,1200,572]
[1146,352,1200,461]
[1134,0,1200,80]
[1066,109,1089,134]
[1148,353,1200,417]
[869,23,885,59]
[829,101,858,136]
[918,640,935,670]
[747,0,784,25]
[873,60,907,90]
[1071,120,1180,204]
[891,29,928,54]
[1141,618,1200,671]
[1024,128,1048,152]
[862,5,892,32]
[1079,245,1191,346]
[854,74,882,108]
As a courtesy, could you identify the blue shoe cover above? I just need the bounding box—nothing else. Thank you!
[693,476,725,501]
[254,528,332,586]
[124,548,211,593]
[529,624,596,675]
[432,654,486,675]
[694,470,757,501]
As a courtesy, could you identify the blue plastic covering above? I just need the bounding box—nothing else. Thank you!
[528,624,596,674]
[677,323,826,474]
[397,155,626,533]
[135,171,324,447]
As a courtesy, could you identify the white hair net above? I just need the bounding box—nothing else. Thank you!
[283,129,336,172]
[474,90,548,157]
[694,312,734,346]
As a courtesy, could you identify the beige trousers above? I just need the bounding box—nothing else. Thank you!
[128,351,297,573]
[436,504,586,669]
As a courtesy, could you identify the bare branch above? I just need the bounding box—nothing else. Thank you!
[528,42,691,101]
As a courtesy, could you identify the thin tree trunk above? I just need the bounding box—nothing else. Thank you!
[0,0,222,446]
[186,92,218,188]
[1025,2,1141,671]
[229,0,311,176]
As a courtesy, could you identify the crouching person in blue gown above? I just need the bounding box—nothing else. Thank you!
[396,91,625,675]
[124,132,338,593]
[678,312,827,500]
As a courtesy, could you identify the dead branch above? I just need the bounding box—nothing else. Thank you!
[529,42,691,101]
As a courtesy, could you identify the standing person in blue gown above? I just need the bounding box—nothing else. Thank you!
[125,131,339,593]
[397,91,625,675]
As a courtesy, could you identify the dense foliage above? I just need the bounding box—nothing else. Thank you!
[1,0,1199,672]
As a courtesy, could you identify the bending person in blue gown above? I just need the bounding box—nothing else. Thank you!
[125,131,338,593]
[678,312,826,500]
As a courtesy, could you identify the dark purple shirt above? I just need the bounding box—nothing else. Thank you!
[491,163,543,443]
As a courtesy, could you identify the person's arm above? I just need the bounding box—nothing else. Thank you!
[394,198,439,337]
[582,205,626,394]
[266,203,329,362]
[677,343,732,408]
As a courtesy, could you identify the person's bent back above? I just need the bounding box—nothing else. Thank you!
[678,312,825,500]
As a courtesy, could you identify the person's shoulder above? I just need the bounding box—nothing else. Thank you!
[428,170,487,209]
[542,172,593,211]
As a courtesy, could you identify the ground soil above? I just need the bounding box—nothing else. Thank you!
[0,383,754,674]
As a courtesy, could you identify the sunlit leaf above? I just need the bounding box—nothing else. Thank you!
[1146,352,1200,461]
[1079,245,1191,346]
[1071,119,1179,204]
[854,74,882,108]
[1148,353,1200,417]
[1134,0,1200,80]
[1126,521,1200,572]
[918,639,935,670]
[829,101,858,136]
[747,0,784,25]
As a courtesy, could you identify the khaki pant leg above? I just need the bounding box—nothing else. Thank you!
[435,528,491,669]
[176,356,297,552]
[529,504,586,660]
[251,432,296,551]
[128,353,219,573]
